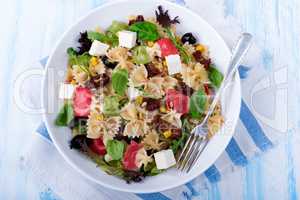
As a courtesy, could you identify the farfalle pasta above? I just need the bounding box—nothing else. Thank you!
[55,6,224,183]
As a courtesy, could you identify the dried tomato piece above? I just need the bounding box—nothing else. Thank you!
[203,83,210,95]
[145,63,161,77]
[176,82,194,97]
[193,51,211,70]
[91,74,110,88]
[89,138,106,155]
[129,15,145,25]
[143,98,161,111]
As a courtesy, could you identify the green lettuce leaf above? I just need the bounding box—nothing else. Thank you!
[106,140,125,160]
[107,21,129,34]
[189,89,207,119]
[208,66,224,88]
[87,31,109,43]
[55,101,74,126]
[111,69,129,96]
[132,46,151,64]
[67,48,91,67]
[103,96,120,116]
[129,21,160,41]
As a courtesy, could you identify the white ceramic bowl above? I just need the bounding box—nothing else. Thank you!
[42,0,241,193]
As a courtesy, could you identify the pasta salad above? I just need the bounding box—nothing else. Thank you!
[55,6,224,183]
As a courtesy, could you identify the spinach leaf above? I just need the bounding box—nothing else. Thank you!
[129,22,160,42]
[103,96,120,116]
[55,101,74,126]
[189,90,207,119]
[111,69,129,96]
[67,48,91,67]
[106,140,125,160]
[132,46,151,64]
[208,66,224,88]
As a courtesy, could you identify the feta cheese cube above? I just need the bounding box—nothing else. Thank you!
[154,149,176,169]
[118,30,137,48]
[89,40,110,56]
[59,83,75,99]
[165,54,182,75]
[128,86,140,100]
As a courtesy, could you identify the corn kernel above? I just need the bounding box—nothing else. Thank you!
[163,130,172,139]
[70,79,77,85]
[163,60,167,67]
[90,57,98,66]
[96,114,104,121]
[135,96,143,105]
[147,41,154,47]
[196,44,206,53]
[159,106,167,113]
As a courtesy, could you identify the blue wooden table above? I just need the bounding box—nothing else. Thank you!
[0,0,299,199]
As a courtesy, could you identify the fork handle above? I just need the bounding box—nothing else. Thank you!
[200,33,253,128]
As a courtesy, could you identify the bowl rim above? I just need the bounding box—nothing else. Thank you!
[42,0,241,193]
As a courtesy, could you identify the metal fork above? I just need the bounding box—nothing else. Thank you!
[177,33,253,172]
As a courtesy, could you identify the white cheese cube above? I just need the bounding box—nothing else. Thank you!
[154,149,176,170]
[118,30,137,48]
[128,86,140,100]
[165,54,182,75]
[89,40,110,56]
[59,83,75,99]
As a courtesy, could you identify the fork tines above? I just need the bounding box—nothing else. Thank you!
[176,133,208,172]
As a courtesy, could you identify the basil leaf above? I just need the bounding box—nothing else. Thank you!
[107,21,129,34]
[112,69,129,96]
[103,96,120,116]
[189,90,207,119]
[106,140,125,160]
[55,101,74,126]
[208,66,223,88]
[132,46,151,64]
[129,22,159,41]
[87,31,108,43]
[67,49,91,67]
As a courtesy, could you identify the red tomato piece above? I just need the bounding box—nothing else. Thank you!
[157,38,178,57]
[166,89,189,114]
[123,141,142,170]
[73,87,92,117]
[89,138,106,155]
